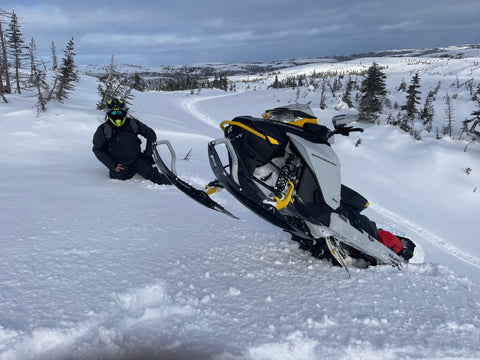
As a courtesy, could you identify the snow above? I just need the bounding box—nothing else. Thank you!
[1,50,480,360]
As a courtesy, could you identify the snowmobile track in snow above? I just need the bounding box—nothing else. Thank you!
[370,202,480,269]
[182,92,241,129]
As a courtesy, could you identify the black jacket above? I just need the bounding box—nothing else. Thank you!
[92,118,157,171]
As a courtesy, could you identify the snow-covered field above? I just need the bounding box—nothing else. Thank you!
[1,50,479,359]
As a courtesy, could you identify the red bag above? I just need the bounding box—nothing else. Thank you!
[377,230,403,254]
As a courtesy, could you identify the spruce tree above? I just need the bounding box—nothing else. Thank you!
[0,15,12,96]
[54,37,79,102]
[33,67,50,113]
[341,76,354,108]
[358,63,386,122]
[50,41,58,71]
[401,73,422,134]
[444,93,454,138]
[6,11,26,94]
[465,83,480,138]
[420,91,435,133]
[28,37,36,84]
[0,20,7,101]
[319,81,326,110]
[96,55,133,110]
[272,74,280,89]
[130,72,146,92]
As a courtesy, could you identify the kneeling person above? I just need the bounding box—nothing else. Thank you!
[92,98,171,185]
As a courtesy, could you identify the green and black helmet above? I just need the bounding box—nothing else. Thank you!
[106,98,127,127]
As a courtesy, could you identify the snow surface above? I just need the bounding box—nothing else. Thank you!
[1,51,480,360]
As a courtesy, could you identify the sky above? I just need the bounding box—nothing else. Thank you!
[2,0,480,66]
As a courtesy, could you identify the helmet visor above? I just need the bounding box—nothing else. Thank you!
[108,110,127,126]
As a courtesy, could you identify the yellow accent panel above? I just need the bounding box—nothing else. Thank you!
[267,136,279,145]
[220,121,279,145]
[365,201,369,208]
[274,181,294,210]
[205,186,217,195]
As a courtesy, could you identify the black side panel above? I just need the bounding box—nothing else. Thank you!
[293,164,332,226]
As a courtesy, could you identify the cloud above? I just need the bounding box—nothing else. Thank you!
[380,20,424,31]
[219,31,256,43]
[2,0,480,66]
[80,33,201,47]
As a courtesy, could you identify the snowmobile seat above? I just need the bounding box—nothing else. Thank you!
[340,185,369,211]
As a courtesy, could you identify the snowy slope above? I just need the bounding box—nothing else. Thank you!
[1,55,480,360]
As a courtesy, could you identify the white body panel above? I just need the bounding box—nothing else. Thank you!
[287,133,341,210]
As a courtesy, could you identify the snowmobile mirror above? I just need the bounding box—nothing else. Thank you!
[332,114,359,129]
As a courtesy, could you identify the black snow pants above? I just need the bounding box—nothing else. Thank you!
[109,157,171,185]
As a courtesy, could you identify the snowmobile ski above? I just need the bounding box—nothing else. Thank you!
[152,140,238,219]
[325,237,352,278]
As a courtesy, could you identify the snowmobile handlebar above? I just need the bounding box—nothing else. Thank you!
[332,126,364,136]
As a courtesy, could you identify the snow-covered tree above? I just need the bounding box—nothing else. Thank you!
[32,67,50,113]
[0,11,12,98]
[401,73,422,133]
[444,93,454,138]
[402,74,421,117]
[358,63,387,122]
[96,55,134,110]
[341,76,354,108]
[319,81,326,110]
[50,41,58,71]
[28,37,37,84]
[420,90,435,133]
[463,83,480,139]
[6,11,26,94]
[0,21,7,101]
[54,37,79,103]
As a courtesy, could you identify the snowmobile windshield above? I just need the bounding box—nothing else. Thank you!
[263,110,295,123]
[263,104,318,127]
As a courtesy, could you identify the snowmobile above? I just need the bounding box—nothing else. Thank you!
[153,104,416,269]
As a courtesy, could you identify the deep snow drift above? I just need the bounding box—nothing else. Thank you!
[0,51,479,360]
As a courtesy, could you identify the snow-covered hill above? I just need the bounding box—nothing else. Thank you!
[1,49,479,360]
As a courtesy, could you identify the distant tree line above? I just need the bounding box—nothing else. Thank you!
[269,68,370,90]
[358,63,479,140]
[93,67,231,95]
[136,73,229,92]
[267,60,480,141]
[96,59,234,109]
[0,8,79,112]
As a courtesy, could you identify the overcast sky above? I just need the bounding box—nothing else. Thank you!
[2,0,480,66]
